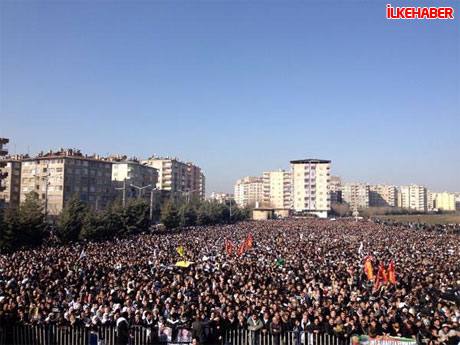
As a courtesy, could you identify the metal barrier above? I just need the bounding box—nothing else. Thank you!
[223,330,343,345]
[0,325,344,345]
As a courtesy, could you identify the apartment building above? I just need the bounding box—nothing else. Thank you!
[290,159,331,218]
[342,183,370,210]
[208,192,233,204]
[262,170,292,209]
[234,176,264,208]
[0,155,23,208]
[0,138,9,208]
[432,192,456,211]
[108,155,158,200]
[330,176,342,204]
[142,156,205,201]
[20,148,113,215]
[369,185,398,207]
[400,184,427,212]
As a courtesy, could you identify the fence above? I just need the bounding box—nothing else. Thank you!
[0,325,345,345]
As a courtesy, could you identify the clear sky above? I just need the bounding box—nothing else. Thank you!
[1,0,459,194]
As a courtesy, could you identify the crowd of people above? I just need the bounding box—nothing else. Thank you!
[0,219,459,345]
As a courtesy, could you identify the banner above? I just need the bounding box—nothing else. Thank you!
[352,335,416,345]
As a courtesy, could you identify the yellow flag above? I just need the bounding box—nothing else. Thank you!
[177,246,185,258]
[175,261,193,268]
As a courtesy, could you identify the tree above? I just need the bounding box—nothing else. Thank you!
[0,207,17,251]
[160,199,180,229]
[178,203,197,227]
[57,194,87,243]
[123,199,150,235]
[18,192,47,246]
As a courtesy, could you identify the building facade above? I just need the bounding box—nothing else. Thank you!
[400,184,427,212]
[330,176,342,204]
[234,176,264,208]
[108,155,158,201]
[262,170,292,209]
[0,138,9,208]
[290,159,331,218]
[342,183,370,210]
[208,192,233,204]
[432,192,456,211]
[369,184,398,207]
[20,149,113,215]
[142,156,205,201]
[0,155,23,208]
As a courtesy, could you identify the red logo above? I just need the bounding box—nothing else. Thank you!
[387,4,454,19]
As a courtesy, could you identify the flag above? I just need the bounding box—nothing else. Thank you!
[388,260,396,284]
[363,255,374,281]
[175,261,193,268]
[224,238,229,254]
[276,258,284,267]
[379,261,389,283]
[177,246,185,258]
[79,249,86,260]
[358,242,364,256]
[246,233,253,249]
[236,241,244,256]
[373,271,381,293]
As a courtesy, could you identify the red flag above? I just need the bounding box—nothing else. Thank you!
[388,260,396,284]
[237,241,245,256]
[363,255,374,281]
[373,271,381,293]
[244,233,253,250]
[379,262,389,283]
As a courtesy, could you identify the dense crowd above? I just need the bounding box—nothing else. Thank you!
[0,219,459,345]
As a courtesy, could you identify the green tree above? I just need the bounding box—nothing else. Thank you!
[18,192,47,246]
[178,203,197,227]
[0,207,18,251]
[57,194,87,243]
[123,199,150,235]
[160,199,180,229]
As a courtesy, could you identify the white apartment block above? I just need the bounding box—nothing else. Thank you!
[290,159,331,218]
[400,184,427,212]
[262,170,292,209]
[108,155,158,200]
[330,176,342,204]
[369,184,398,207]
[342,183,370,210]
[234,176,264,208]
[142,156,205,201]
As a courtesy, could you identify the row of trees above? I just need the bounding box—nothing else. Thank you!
[0,192,251,251]
[160,198,250,229]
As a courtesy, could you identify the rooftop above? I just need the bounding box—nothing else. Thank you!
[290,159,331,164]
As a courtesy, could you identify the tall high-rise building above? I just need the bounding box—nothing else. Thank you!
[400,185,427,212]
[369,185,398,207]
[142,156,205,201]
[108,155,158,201]
[234,176,264,208]
[0,155,23,208]
[262,170,292,209]
[20,148,113,215]
[432,192,456,211]
[330,176,342,204]
[0,138,9,208]
[290,159,331,218]
[342,184,370,210]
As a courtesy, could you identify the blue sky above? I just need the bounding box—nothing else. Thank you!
[1,0,459,194]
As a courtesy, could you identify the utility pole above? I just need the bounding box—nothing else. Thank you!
[43,161,50,220]
[130,184,151,199]
[149,187,158,222]
[115,178,127,207]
